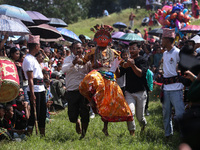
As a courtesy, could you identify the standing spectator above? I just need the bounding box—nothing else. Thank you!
[161,28,185,139]
[118,41,148,136]
[143,28,148,40]
[192,0,200,19]
[22,35,47,136]
[146,0,151,10]
[153,46,163,69]
[9,47,23,90]
[129,12,136,29]
[62,41,91,139]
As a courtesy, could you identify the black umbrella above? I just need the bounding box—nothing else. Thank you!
[28,24,63,42]
[148,28,163,36]
[113,22,127,29]
[48,18,68,27]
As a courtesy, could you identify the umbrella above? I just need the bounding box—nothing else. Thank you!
[148,28,163,36]
[26,11,50,25]
[0,4,33,23]
[151,1,162,6]
[113,22,127,29]
[180,25,200,33]
[0,18,30,36]
[112,32,125,39]
[118,33,144,42]
[13,35,29,44]
[28,24,63,42]
[190,35,200,43]
[182,0,192,5]
[56,28,81,43]
[84,35,91,40]
[48,18,68,27]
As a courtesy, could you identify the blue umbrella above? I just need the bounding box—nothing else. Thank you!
[113,22,127,29]
[0,4,33,23]
[0,18,30,36]
[56,28,81,43]
[182,0,192,5]
[48,18,68,27]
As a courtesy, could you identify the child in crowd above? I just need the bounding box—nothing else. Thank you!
[0,104,12,140]
[117,49,129,94]
[44,79,53,120]
[4,105,27,140]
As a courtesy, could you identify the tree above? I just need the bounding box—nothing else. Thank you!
[1,0,92,24]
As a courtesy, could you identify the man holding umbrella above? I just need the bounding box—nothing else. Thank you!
[22,35,46,136]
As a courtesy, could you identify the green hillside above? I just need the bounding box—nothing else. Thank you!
[67,8,151,38]
[68,8,200,39]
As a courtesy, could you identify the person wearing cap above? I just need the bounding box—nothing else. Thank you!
[161,28,185,139]
[22,35,46,136]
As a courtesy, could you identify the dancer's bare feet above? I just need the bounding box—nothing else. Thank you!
[102,121,109,136]
[102,128,109,136]
[129,130,135,136]
[76,119,82,134]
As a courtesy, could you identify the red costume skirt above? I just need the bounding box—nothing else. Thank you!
[79,70,133,122]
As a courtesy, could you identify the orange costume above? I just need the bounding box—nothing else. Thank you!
[79,25,133,122]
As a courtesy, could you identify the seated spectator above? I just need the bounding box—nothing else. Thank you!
[4,105,27,140]
[50,71,66,110]
[103,10,109,16]
[0,104,12,141]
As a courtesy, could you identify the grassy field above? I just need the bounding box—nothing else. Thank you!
[1,91,181,150]
[1,8,194,150]
[67,8,200,38]
[67,8,154,38]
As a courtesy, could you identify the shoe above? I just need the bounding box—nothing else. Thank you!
[90,113,95,119]
[64,103,68,108]
[145,109,150,116]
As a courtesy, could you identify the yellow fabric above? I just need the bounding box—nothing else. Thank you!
[79,70,133,122]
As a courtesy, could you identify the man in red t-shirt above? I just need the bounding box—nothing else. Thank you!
[129,12,136,28]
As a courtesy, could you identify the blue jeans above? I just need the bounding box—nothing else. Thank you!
[162,90,185,136]
[23,86,29,103]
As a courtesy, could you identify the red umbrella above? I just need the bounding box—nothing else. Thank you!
[180,25,200,33]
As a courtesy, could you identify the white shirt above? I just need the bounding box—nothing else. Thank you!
[163,46,183,91]
[22,54,45,92]
[62,54,91,91]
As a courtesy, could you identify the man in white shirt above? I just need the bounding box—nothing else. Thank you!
[62,41,91,139]
[161,28,185,139]
[22,35,46,136]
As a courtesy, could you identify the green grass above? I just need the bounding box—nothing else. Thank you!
[67,8,200,38]
[67,8,156,38]
[0,92,181,150]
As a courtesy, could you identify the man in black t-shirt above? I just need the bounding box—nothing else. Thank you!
[117,42,148,136]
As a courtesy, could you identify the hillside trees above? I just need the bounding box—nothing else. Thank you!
[0,0,145,23]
